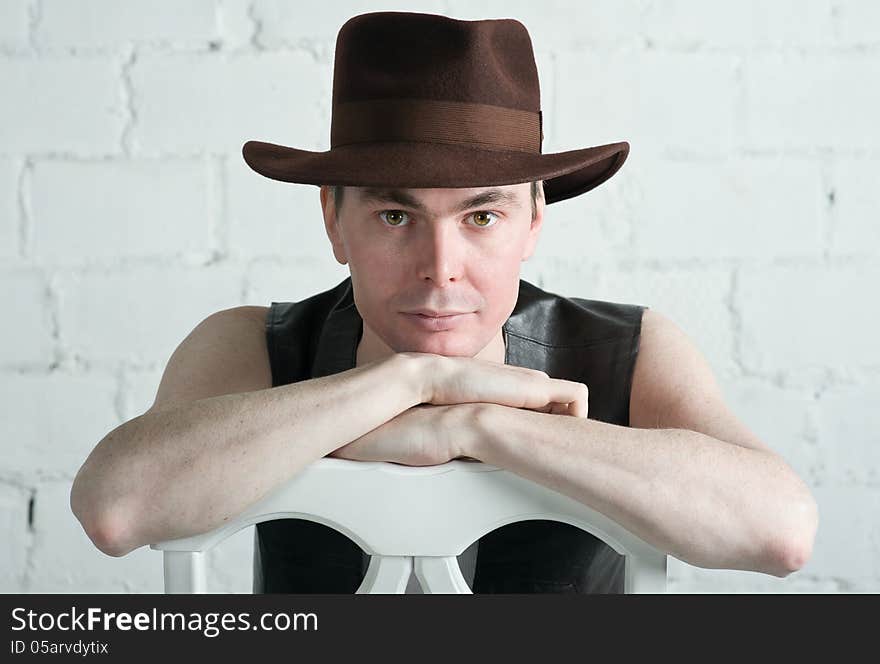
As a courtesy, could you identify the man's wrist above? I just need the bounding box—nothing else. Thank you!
[391,351,434,406]
[458,402,499,462]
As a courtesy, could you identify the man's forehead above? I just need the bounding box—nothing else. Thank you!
[352,184,526,213]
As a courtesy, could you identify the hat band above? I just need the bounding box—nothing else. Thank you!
[330,99,542,154]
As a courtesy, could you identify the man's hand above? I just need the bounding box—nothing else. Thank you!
[422,353,589,418]
[328,402,476,466]
[329,354,590,466]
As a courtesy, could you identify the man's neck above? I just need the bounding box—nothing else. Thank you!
[356,321,507,367]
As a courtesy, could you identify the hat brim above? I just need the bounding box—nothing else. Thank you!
[242,139,628,205]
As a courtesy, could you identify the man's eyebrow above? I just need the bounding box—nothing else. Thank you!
[358,187,522,214]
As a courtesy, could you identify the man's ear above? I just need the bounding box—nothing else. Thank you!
[320,185,348,265]
[521,185,545,262]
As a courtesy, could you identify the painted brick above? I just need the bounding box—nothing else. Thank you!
[36,0,218,51]
[246,257,356,306]
[130,51,329,155]
[53,264,244,366]
[828,156,880,256]
[800,486,880,589]
[31,159,213,263]
[743,54,880,150]
[809,379,880,487]
[625,153,825,261]
[0,56,123,154]
[1,371,118,478]
[444,0,646,50]
[717,376,820,481]
[737,263,880,375]
[254,0,450,50]
[28,480,161,592]
[0,483,30,592]
[832,0,880,46]
[639,1,835,50]
[0,158,20,261]
[0,269,53,367]
[0,0,30,52]
[216,0,256,52]
[556,51,739,157]
[228,157,331,260]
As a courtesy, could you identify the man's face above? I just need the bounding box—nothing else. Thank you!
[320,182,544,358]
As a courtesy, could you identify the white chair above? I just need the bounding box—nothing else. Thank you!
[151,458,667,593]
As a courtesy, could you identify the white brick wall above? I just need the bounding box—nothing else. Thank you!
[1,1,877,594]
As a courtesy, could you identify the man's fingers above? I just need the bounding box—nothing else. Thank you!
[546,380,588,418]
[549,402,568,415]
[529,401,587,417]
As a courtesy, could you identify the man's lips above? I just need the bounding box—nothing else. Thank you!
[402,311,473,330]
[404,309,473,317]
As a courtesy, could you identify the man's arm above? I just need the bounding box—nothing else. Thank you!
[462,310,818,578]
[70,308,428,558]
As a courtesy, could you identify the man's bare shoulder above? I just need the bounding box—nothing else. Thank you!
[228,305,270,323]
[146,305,273,415]
[204,305,271,341]
[630,308,775,455]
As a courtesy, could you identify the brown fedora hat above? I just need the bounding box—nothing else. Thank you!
[242,11,629,205]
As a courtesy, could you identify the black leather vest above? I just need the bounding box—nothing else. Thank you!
[254,277,648,593]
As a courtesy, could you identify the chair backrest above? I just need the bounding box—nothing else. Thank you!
[150,458,667,593]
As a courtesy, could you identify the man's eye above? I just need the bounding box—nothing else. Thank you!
[379,210,409,226]
[378,210,499,227]
[470,211,499,227]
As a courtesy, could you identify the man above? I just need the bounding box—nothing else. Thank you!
[71,11,818,593]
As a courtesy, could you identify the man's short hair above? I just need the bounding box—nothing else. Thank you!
[329,181,546,222]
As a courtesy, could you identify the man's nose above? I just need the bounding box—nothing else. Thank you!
[416,223,463,284]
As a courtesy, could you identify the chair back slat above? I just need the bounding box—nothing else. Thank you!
[151,459,667,593]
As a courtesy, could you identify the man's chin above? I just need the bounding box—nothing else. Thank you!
[395,337,476,358]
